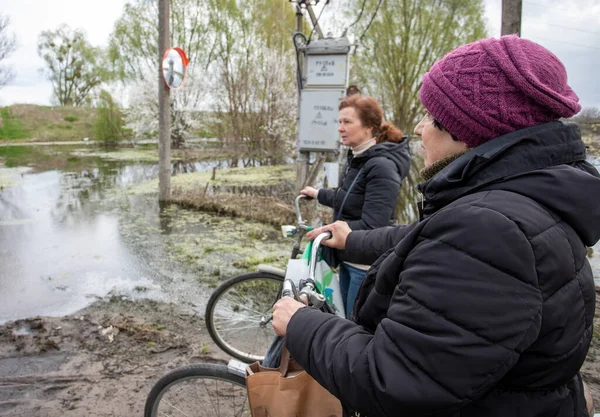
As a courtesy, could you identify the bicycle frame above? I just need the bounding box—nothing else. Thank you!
[264,195,345,317]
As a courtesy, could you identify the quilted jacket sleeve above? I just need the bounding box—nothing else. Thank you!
[338,224,416,265]
[318,187,336,208]
[286,203,544,417]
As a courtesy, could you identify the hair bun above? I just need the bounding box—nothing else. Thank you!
[378,121,404,143]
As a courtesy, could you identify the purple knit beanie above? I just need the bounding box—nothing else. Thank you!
[420,35,581,148]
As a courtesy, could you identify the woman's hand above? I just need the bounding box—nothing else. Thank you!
[300,186,318,199]
[305,220,352,249]
[272,297,306,336]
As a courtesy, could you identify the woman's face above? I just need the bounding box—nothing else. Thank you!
[414,112,468,167]
[338,107,372,148]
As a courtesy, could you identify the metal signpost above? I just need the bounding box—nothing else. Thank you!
[296,36,350,189]
[298,37,350,153]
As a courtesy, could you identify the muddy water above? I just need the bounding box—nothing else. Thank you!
[0,145,599,323]
[0,147,289,323]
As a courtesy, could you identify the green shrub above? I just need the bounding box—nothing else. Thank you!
[94,90,124,145]
[64,115,78,122]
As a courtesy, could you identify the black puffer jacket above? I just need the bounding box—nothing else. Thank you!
[287,122,600,417]
[317,140,411,230]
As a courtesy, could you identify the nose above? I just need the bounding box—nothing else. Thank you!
[338,123,344,133]
[414,117,424,136]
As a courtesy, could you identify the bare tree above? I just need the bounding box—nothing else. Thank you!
[0,13,17,88]
[37,24,106,106]
[350,0,487,133]
[209,0,297,162]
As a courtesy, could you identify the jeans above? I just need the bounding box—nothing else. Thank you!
[262,335,285,368]
[338,263,368,319]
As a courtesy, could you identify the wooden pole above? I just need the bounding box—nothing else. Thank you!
[295,4,309,192]
[501,0,522,36]
[158,0,171,200]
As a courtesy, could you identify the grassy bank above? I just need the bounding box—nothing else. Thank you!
[0,104,97,141]
[140,164,302,227]
[124,163,320,227]
[0,104,217,142]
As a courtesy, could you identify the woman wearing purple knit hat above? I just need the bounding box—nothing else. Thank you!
[273,35,600,417]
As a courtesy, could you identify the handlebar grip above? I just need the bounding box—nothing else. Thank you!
[282,279,295,298]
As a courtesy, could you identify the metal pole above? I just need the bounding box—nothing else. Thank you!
[305,3,324,39]
[501,0,522,36]
[158,0,171,200]
[295,5,309,192]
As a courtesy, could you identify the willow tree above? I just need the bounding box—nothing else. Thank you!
[108,0,298,151]
[37,25,106,106]
[108,0,214,81]
[349,0,487,133]
[207,0,297,162]
[108,0,214,147]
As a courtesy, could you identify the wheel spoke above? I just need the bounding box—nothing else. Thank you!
[214,305,269,319]
[160,399,190,416]
[147,365,248,417]
[206,273,283,362]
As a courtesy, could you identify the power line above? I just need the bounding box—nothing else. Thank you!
[342,0,368,37]
[533,36,600,51]
[308,0,330,42]
[358,0,383,44]
[539,23,600,36]
[524,1,572,11]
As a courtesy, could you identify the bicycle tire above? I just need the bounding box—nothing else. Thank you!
[205,272,284,363]
[144,363,248,417]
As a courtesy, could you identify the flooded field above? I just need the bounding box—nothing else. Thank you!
[0,143,599,324]
[0,145,290,323]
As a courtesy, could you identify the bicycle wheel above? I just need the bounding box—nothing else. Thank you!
[206,272,284,363]
[144,363,248,417]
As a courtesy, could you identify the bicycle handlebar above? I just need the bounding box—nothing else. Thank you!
[281,231,332,309]
[294,194,309,225]
[282,279,297,299]
[309,232,332,281]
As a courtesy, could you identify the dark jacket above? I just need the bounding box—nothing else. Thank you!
[317,140,411,231]
[287,122,600,417]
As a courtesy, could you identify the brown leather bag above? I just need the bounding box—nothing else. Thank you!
[245,346,343,417]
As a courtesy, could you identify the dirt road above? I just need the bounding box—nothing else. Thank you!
[0,291,598,417]
[0,298,229,417]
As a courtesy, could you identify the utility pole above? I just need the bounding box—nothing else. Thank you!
[158,0,171,200]
[293,0,327,192]
[501,0,522,36]
[295,4,308,192]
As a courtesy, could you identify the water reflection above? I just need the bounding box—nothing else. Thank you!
[0,153,288,323]
[0,169,156,323]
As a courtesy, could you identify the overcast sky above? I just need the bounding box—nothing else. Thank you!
[0,0,598,110]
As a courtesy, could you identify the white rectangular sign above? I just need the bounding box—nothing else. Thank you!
[323,162,340,188]
[298,90,344,152]
[305,54,348,87]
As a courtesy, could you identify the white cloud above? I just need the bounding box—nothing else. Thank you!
[0,0,128,106]
[0,0,599,109]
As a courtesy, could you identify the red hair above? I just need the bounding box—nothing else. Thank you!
[339,95,404,143]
